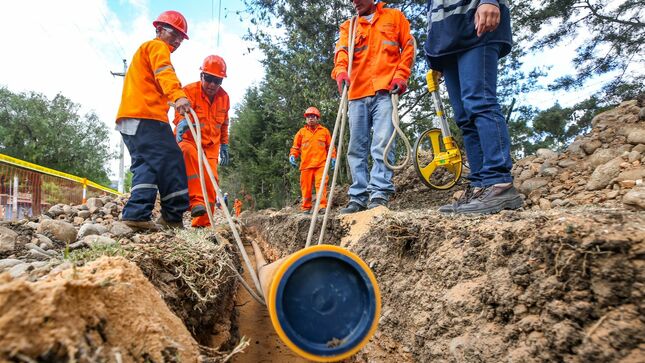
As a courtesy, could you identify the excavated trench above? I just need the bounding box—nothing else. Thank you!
[1,99,644,361]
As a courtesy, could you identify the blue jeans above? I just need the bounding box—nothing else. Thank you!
[347,91,395,207]
[121,119,189,222]
[440,43,513,187]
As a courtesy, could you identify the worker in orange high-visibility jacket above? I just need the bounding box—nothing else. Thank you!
[234,198,242,217]
[116,10,191,231]
[289,107,337,214]
[173,55,231,227]
[331,0,414,214]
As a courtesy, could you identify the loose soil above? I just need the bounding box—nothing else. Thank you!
[231,244,307,363]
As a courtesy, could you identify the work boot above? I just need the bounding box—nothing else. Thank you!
[122,219,159,231]
[456,183,523,215]
[191,205,207,218]
[367,198,388,209]
[156,216,185,230]
[302,209,312,215]
[340,202,366,215]
[438,184,477,213]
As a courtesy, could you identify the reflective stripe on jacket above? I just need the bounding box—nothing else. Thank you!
[424,0,512,71]
[116,38,186,123]
[173,82,230,146]
[331,2,415,100]
[290,124,337,171]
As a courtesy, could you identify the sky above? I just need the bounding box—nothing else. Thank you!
[1,0,263,184]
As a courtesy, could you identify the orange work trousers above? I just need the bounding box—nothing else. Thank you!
[179,141,219,227]
[300,167,328,211]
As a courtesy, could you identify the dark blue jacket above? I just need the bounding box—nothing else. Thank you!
[424,0,512,71]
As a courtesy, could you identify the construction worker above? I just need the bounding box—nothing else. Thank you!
[425,0,523,214]
[174,55,230,227]
[289,107,337,214]
[234,198,242,217]
[116,10,191,230]
[332,0,414,214]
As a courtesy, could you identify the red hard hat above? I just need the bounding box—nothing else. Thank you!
[304,107,321,118]
[153,10,189,40]
[201,55,227,78]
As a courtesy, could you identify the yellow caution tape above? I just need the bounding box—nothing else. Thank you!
[0,153,120,195]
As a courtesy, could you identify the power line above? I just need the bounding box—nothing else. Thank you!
[96,5,127,60]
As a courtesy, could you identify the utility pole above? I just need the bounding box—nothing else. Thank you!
[111,59,127,193]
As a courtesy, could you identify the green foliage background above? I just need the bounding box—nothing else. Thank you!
[0,87,114,185]
[219,0,643,209]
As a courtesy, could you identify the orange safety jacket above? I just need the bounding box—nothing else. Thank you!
[172,82,230,146]
[116,38,187,123]
[290,124,337,171]
[331,2,414,101]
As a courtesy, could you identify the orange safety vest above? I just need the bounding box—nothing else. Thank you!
[116,38,187,123]
[173,82,230,146]
[331,2,415,100]
[290,124,337,171]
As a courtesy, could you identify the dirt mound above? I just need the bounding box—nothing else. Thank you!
[512,99,645,210]
[240,100,645,362]
[0,256,200,362]
[0,196,244,358]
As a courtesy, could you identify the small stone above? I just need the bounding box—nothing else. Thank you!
[616,167,645,182]
[68,241,87,250]
[633,144,645,154]
[73,217,85,225]
[541,167,559,177]
[83,235,116,247]
[536,148,558,160]
[50,261,73,275]
[85,197,104,210]
[77,210,91,219]
[619,180,636,189]
[0,226,18,254]
[581,140,602,155]
[557,159,578,168]
[9,263,31,278]
[539,198,552,210]
[47,204,65,217]
[627,129,645,145]
[520,178,549,195]
[0,258,23,269]
[589,148,621,167]
[78,223,104,238]
[586,157,624,190]
[26,222,39,230]
[606,190,620,199]
[639,107,645,121]
[37,220,77,244]
[110,222,133,237]
[623,187,645,210]
[62,205,77,216]
[517,169,535,182]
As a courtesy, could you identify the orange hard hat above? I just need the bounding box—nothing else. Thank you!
[201,55,227,78]
[153,10,189,40]
[304,106,321,118]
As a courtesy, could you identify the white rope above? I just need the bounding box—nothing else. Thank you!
[383,37,417,171]
[179,107,266,306]
[305,16,358,248]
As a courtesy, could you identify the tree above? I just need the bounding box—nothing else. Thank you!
[0,87,114,184]
[514,0,644,101]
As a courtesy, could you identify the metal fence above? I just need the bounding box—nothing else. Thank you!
[0,154,120,221]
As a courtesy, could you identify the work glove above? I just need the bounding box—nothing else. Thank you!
[219,144,229,166]
[289,155,298,168]
[175,119,189,143]
[336,72,350,95]
[388,78,407,95]
[174,97,191,115]
[331,158,336,170]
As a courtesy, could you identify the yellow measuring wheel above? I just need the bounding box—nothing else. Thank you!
[413,70,463,190]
